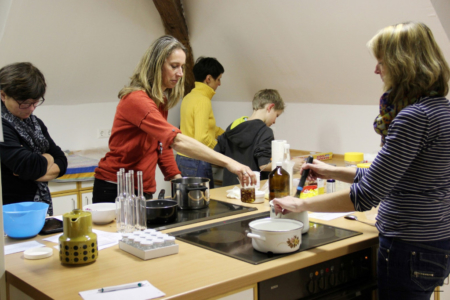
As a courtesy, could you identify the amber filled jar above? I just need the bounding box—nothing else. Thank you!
[269,162,290,200]
[241,186,256,203]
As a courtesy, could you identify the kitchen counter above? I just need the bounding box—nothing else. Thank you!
[4,185,379,300]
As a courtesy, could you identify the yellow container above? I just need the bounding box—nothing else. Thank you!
[357,163,371,169]
[344,152,364,167]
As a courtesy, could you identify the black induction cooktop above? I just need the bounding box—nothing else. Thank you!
[170,212,362,265]
[146,199,257,230]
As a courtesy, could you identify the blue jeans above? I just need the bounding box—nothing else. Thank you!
[378,234,450,300]
[175,155,214,188]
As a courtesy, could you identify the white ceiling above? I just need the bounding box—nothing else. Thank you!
[0,0,449,106]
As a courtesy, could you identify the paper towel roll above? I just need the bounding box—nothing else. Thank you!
[271,140,286,171]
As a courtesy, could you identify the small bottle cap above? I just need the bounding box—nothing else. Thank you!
[327,179,336,182]
[276,161,282,166]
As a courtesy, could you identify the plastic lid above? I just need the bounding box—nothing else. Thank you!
[24,247,53,260]
[357,163,371,169]
[276,161,282,166]
[255,190,265,197]
[344,152,364,162]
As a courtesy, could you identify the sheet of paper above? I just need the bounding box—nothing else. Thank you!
[309,212,354,221]
[5,241,46,255]
[43,230,122,251]
[79,280,165,300]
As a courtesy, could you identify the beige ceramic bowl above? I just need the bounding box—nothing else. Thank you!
[83,203,116,224]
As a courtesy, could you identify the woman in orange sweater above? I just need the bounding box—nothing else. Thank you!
[93,36,255,203]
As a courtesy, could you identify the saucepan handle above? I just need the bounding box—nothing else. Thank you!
[247,233,266,241]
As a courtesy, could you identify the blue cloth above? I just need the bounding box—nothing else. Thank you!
[378,234,450,299]
[175,155,214,188]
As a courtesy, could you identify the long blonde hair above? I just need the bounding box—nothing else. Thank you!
[367,22,450,103]
[118,35,186,109]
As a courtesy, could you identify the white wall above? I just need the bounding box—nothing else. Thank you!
[211,101,381,155]
[0,0,165,106]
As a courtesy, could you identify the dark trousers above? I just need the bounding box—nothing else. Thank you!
[378,234,450,300]
[92,178,153,203]
[175,155,214,188]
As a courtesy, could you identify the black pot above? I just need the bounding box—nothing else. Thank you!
[146,190,178,225]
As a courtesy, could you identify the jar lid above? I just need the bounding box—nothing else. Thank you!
[344,152,364,162]
[24,247,53,260]
[357,163,371,168]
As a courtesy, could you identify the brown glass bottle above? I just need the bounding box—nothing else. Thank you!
[269,162,290,200]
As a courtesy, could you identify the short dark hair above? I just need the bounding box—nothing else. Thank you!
[0,62,46,100]
[193,57,224,82]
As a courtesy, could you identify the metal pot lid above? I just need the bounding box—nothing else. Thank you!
[249,217,303,232]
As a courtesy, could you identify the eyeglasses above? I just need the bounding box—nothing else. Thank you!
[16,98,45,109]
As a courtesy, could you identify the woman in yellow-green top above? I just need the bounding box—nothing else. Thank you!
[177,57,225,188]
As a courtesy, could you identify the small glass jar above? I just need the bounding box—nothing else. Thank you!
[240,186,256,203]
[144,229,156,235]
[326,179,336,194]
[121,232,131,244]
[133,237,143,249]
[132,230,141,237]
[164,236,176,246]
[140,240,154,251]
[153,239,164,248]
[127,235,137,246]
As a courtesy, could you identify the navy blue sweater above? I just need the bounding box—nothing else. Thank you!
[350,96,450,241]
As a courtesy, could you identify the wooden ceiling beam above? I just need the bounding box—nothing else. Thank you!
[153,0,195,95]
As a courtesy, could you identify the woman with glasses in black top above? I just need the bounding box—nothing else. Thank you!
[0,62,67,216]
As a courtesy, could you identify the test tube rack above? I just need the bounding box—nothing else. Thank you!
[119,241,179,260]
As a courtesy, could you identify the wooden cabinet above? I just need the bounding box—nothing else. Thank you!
[48,181,94,214]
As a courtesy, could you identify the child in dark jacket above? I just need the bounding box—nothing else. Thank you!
[214,89,286,186]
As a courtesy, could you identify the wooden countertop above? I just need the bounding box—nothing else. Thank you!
[4,185,378,300]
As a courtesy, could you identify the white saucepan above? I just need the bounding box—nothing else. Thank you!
[247,218,303,253]
[269,200,309,234]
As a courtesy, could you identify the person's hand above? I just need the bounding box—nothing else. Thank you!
[292,157,305,173]
[272,196,304,214]
[300,159,335,181]
[226,161,256,187]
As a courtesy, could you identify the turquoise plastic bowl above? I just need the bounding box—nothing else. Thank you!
[3,202,49,239]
